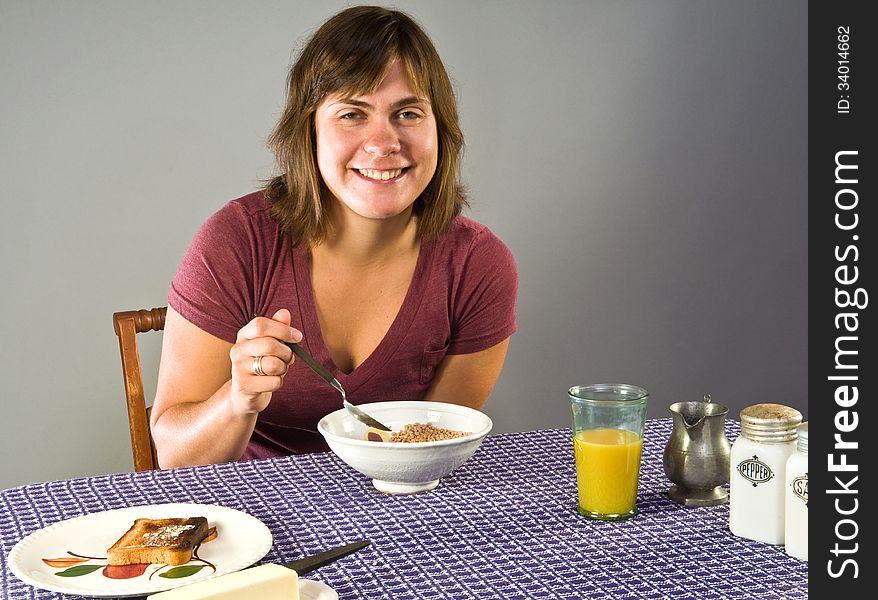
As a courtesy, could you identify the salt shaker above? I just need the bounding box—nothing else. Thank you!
[729,403,803,544]
[784,422,808,560]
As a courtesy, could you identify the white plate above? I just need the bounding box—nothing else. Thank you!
[300,578,339,600]
[8,502,273,598]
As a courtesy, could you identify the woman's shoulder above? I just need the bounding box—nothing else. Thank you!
[446,215,498,243]
[446,216,513,256]
[187,190,290,255]
[218,190,272,219]
[200,190,276,231]
[429,216,517,278]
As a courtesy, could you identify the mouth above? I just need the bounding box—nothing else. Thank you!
[356,168,407,181]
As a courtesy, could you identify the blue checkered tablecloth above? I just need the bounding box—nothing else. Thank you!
[1,419,806,599]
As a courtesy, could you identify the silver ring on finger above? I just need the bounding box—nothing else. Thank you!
[252,355,267,377]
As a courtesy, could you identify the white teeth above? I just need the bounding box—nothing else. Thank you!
[358,168,403,181]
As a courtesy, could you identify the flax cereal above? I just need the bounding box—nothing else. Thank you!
[389,422,471,442]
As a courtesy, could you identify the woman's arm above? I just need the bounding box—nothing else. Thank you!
[149,306,299,468]
[424,338,510,409]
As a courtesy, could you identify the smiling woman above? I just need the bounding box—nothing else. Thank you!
[314,61,439,223]
[148,5,518,468]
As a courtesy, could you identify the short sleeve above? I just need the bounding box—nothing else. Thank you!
[447,228,518,355]
[167,201,258,343]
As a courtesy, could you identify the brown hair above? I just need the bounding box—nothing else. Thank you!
[264,5,467,245]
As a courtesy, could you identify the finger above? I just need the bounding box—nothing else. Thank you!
[231,373,285,400]
[268,309,303,346]
[233,337,293,360]
[244,375,285,393]
[271,308,291,325]
[249,354,290,377]
[230,355,287,390]
[237,311,303,344]
[230,343,294,377]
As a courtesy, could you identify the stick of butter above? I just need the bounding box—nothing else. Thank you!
[146,563,299,600]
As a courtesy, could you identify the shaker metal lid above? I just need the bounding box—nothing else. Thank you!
[797,421,809,439]
[739,403,803,442]
[797,421,808,453]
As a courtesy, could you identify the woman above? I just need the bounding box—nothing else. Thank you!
[150,5,518,468]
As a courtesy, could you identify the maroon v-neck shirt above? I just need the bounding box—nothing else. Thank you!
[169,191,517,458]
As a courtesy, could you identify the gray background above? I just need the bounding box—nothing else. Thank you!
[0,0,807,490]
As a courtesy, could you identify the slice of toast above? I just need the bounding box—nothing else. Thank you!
[106,517,209,566]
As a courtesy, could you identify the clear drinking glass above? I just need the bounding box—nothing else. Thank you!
[569,384,649,520]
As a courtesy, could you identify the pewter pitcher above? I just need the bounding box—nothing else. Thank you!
[663,396,731,506]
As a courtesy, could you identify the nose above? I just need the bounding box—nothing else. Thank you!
[363,120,401,158]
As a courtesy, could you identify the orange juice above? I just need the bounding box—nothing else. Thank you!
[574,428,643,518]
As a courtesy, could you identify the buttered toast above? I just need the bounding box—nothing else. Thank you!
[106,517,209,566]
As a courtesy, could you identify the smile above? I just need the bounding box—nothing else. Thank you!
[357,168,405,181]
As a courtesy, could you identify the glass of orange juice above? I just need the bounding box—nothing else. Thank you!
[569,384,649,520]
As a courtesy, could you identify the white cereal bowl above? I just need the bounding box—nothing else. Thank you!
[317,401,493,494]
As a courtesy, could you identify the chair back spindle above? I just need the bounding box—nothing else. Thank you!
[112,306,167,471]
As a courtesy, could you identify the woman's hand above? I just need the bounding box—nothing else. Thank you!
[228,308,302,415]
[150,306,303,468]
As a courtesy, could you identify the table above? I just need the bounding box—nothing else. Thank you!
[1,419,807,599]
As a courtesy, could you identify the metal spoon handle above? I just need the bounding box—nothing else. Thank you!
[284,341,391,432]
[284,341,342,394]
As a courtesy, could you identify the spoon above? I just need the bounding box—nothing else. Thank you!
[251,313,392,432]
[284,341,392,432]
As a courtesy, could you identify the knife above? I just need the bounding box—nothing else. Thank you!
[282,539,371,575]
[146,540,370,598]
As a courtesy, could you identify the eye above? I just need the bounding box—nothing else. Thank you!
[339,111,363,121]
[397,110,425,122]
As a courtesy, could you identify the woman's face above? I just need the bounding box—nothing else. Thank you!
[314,61,439,222]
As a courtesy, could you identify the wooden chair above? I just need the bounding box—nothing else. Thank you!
[112,306,167,471]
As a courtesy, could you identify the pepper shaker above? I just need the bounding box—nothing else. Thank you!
[729,403,802,545]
